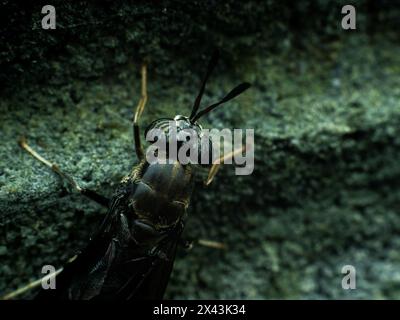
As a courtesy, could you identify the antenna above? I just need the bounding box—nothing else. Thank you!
[189,50,219,120]
[191,82,251,122]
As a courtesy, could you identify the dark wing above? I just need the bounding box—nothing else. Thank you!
[35,188,182,300]
[35,191,125,300]
[110,228,182,300]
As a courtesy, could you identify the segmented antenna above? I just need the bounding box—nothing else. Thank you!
[189,50,220,120]
[191,82,251,122]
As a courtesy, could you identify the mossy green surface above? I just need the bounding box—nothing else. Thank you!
[1,1,400,299]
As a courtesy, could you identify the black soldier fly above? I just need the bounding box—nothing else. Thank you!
[14,50,250,300]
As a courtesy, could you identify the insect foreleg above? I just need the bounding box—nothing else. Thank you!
[133,63,148,161]
[205,144,247,186]
[18,137,109,207]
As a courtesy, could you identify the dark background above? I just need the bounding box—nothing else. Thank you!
[1,0,400,299]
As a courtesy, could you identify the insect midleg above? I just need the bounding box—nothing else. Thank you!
[18,137,109,207]
[133,63,148,161]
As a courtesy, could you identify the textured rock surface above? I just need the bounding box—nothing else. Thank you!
[1,1,400,299]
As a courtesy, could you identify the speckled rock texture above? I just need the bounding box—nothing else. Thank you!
[1,1,400,299]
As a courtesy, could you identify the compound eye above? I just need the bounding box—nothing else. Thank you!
[144,118,173,137]
[173,115,192,130]
[173,115,186,121]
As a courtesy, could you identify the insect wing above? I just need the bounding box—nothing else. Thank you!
[35,190,182,300]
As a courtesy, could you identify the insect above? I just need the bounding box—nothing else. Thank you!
[16,50,250,300]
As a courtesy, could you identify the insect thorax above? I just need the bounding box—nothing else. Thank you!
[123,160,194,229]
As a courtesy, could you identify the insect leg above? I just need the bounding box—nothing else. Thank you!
[1,267,63,300]
[205,144,247,186]
[198,239,227,250]
[18,137,109,207]
[179,238,226,250]
[133,63,148,161]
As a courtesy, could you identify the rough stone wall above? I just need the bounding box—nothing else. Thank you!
[1,1,400,299]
